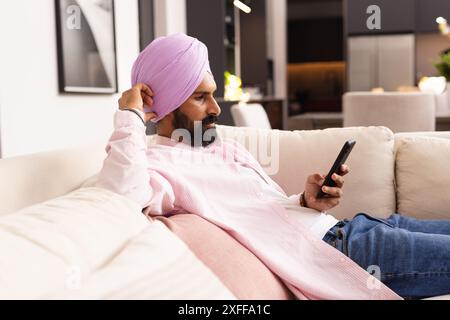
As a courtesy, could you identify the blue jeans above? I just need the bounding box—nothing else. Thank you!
[322,213,450,299]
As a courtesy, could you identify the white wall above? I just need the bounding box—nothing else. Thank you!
[266,0,287,99]
[0,0,140,158]
[153,0,186,37]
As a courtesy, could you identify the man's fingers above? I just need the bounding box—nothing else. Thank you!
[329,198,340,207]
[137,83,154,108]
[134,83,153,96]
[331,173,344,188]
[144,112,157,121]
[142,93,154,107]
[142,84,153,96]
[315,196,340,208]
[321,186,343,198]
[340,164,350,175]
[308,173,325,185]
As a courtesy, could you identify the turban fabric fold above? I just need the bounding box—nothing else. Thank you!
[131,33,212,123]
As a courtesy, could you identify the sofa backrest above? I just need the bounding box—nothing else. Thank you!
[393,131,450,219]
[394,131,450,150]
[216,125,397,220]
[2,126,447,220]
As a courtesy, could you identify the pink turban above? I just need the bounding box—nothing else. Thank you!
[131,33,212,123]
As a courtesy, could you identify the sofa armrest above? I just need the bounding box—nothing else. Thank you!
[0,143,106,216]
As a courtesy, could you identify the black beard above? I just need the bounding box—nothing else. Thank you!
[172,109,219,147]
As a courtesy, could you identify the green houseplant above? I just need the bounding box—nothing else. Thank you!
[434,52,450,82]
[434,51,450,113]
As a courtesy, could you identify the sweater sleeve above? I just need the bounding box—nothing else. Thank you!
[96,110,153,208]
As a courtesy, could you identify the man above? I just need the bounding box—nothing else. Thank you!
[97,33,450,299]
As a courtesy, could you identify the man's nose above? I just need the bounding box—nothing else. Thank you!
[207,98,221,117]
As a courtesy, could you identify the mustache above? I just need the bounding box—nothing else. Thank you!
[202,114,219,126]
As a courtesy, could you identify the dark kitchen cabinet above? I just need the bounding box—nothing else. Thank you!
[186,0,227,98]
[416,0,450,33]
[346,0,415,35]
[186,0,269,98]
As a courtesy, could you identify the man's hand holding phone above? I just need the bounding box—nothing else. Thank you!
[302,164,350,212]
[300,139,355,212]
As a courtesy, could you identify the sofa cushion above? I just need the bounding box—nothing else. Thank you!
[80,173,99,188]
[395,136,450,219]
[46,220,236,300]
[0,187,235,299]
[155,214,295,300]
[217,125,396,219]
[0,187,147,298]
[0,144,106,217]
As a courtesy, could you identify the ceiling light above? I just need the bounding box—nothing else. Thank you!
[233,0,251,14]
[436,16,447,24]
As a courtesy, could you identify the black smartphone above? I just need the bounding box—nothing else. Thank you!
[316,139,356,198]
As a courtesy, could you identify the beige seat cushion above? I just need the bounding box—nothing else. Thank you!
[0,187,235,299]
[0,187,147,298]
[47,220,236,300]
[395,136,450,219]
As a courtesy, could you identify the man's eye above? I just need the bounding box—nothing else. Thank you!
[195,95,205,101]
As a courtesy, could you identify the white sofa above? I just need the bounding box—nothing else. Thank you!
[0,125,449,299]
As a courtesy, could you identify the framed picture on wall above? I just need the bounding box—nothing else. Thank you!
[55,0,118,93]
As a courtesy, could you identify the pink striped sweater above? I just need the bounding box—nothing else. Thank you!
[96,110,401,300]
